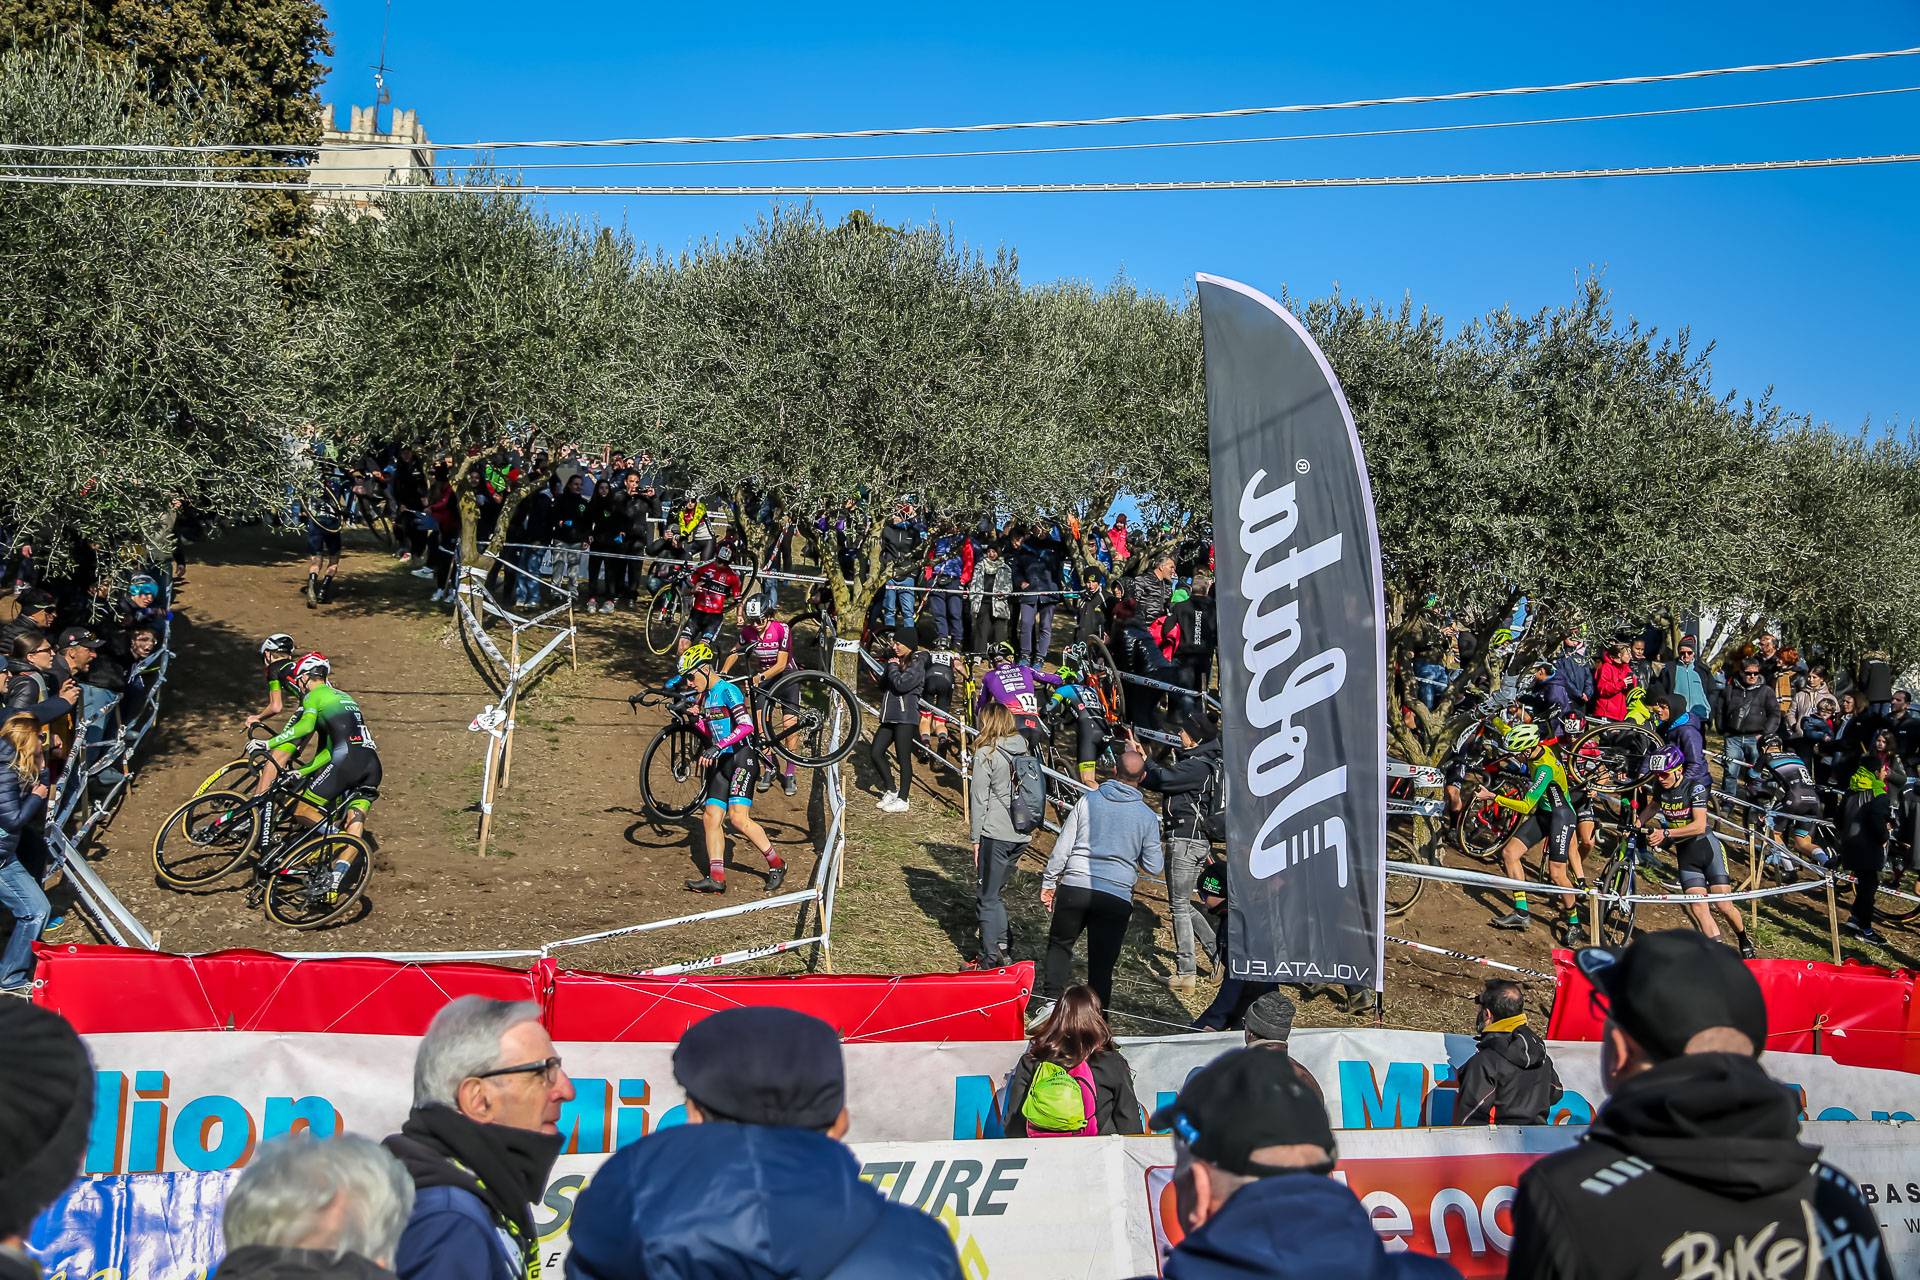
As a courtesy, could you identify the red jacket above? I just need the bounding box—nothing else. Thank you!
[1593,655,1636,720]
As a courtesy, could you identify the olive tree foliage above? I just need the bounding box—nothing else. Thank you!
[635,206,1039,649]
[0,47,305,569]
[308,180,638,563]
[1012,278,1204,576]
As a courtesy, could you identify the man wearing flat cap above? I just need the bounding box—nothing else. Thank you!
[1507,930,1891,1280]
[1137,1049,1457,1279]
[566,1006,960,1280]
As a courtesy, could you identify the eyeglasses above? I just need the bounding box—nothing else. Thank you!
[28,647,53,657]
[471,1056,564,1085]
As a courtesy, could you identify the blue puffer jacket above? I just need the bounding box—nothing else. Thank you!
[565,1124,961,1280]
[1142,1173,1462,1280]
[0,738,48,865]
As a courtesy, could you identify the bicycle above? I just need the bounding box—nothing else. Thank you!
[151,770,376,928]
[632,668,861,820]
[1566,720,1663,795]
[644,565,695,655]
[1385,766,1447,917]
[1591,828,1649,946]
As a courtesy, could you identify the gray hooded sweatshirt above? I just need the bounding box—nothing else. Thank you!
[1044,778,1164,900]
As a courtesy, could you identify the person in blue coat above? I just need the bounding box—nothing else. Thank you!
[566,1007,960,1280]
[1133,1049,1460,1280]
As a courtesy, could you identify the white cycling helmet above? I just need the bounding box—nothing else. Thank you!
[261,633,295,656]
[294,652,331,680]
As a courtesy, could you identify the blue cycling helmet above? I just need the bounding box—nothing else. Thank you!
[1649,745,1687,775]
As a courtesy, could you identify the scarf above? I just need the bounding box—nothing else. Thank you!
[384,1105,563,1278]
[1849,767,1887,797]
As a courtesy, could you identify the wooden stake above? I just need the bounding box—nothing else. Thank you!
[567,600,578,670]
[1744,828,1761,892]
[500,632,520,793]
[477,727,499,857]
[1825,876,1843,964]
[1588,885,1602,944]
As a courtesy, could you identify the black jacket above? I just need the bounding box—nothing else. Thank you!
[1452,1021,1562,1126]
[214,1247,389,1280]
[1142,739,1222,842]
[880,518,921,571]
[1507,1053,1893,1280]
[1002,1049,1145,1137]
[5,660,70,723]
[549,492,590,543]
[1857,657,1895,704]
[1121,573,1174,627]
[1717,679,1783,737]
[878,652,928,725]
[1170,592,1217,662]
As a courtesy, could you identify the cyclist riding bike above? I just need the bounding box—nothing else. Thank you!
[677,643,786,896]
[245,633,298,729]
[677,545,743,656]
[1753,733,1826,866]
[724,597,799,797]
[247,653,381,897]
[1047,643,1111,786]
[1475,723,1589,943]
[1635,744,1756,957]
[974,642,1061,751]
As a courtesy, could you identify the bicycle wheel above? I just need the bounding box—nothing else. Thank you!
[644,587,683,655]
[1568,723,1664,794]
[1596,855,1638,946]
[1457,773,1524,860]
[640,722,709,819]
[153,790,261,887]
[194,756,265,798]
[264,833,371,929]
[763,671,861,767]
[1385,814,1442,916]
[790,614,833,672]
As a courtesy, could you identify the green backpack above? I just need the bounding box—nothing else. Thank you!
[1021,1059,1097,1136]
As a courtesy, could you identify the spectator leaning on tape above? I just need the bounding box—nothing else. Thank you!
[1506,930,1892,1280]
[566,1006,962,1280]
[216,1133,415,1280]
[383,997,574,1280]
[1131,1049,1459,1280]
[0,1000,94,1280]
[1450,979,1561,1126]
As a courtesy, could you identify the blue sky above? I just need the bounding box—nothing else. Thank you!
[321,1,1918,431]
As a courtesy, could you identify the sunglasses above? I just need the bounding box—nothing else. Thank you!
[28,647,53,657]
[471,1056,564,1085]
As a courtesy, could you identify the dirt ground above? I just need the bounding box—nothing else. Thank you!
[51,527,1920,1035]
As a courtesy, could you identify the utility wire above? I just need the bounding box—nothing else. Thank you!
[1,44,1916,155]
[5,84,1914,176]
[2,151,1916,195]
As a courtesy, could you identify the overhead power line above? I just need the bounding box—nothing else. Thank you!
[1,44,1916,155]
[2,151,1916,195]
[5,85,1914,176]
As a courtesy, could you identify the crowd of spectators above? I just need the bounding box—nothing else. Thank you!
[0,552,173,997]
[4,928,1894,1280]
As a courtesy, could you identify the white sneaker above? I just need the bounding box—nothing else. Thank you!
[398,552,413,563]
[1024,1001,1056,1033]
[876,791,898,811]
[429,588,445,603]
[881,795,910,814]
[411,567,435,579]
[586,599,599,613]
[604,599,619,613]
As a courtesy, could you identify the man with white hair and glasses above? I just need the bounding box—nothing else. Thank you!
[216,1133,414,1279]
[383,997,575,1280]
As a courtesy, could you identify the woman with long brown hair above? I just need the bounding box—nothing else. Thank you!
[1002,985,1143,1137]
[0,712,53,994]
[966,701,1035,972]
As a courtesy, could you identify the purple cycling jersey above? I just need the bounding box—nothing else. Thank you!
[976,662,1061,719]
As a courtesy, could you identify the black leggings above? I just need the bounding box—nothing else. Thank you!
[871,723,915,796]
[1044,886,1133,1008]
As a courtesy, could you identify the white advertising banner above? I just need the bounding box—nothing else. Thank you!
[73,1027,1920,1177]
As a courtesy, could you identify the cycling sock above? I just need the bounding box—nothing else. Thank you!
[330,858,351,881]
[763,849,784,869]
[1513,892,1528,915]
[782,760,795,779]
[708,858,725,883]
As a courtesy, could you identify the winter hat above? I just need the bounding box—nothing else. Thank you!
[0,1001,96,1238]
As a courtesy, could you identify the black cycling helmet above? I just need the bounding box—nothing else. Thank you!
[742,596,766,622]
[260,633,295,656]
[989,641,1017,662]
[933,636,953,651]
[1761,733,1786,753]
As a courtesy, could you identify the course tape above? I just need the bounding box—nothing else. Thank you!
[1386,858,1834,906]
[1385,936,1554,980]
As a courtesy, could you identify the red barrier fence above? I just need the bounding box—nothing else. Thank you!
[32,944,1034,1042]
[1547,947,1920,1073]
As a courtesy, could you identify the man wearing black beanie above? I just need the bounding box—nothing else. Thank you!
[0,1002,94,1280]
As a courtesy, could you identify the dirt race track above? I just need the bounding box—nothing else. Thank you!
[51,527,1920,1036]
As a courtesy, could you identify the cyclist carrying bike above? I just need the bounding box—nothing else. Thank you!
[1753,733,1826,866]
[677,545,742,656]
[246,633,298,730]
[1475,723,1589,943]
[304,466,348,607]
[724,597,799,797]
[677,643,786,896]
[919,637,959,758]
[1635,744,1756,957]
[975,642,1061,752]
[1048,643,1112,786]
[248,653,381,898]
